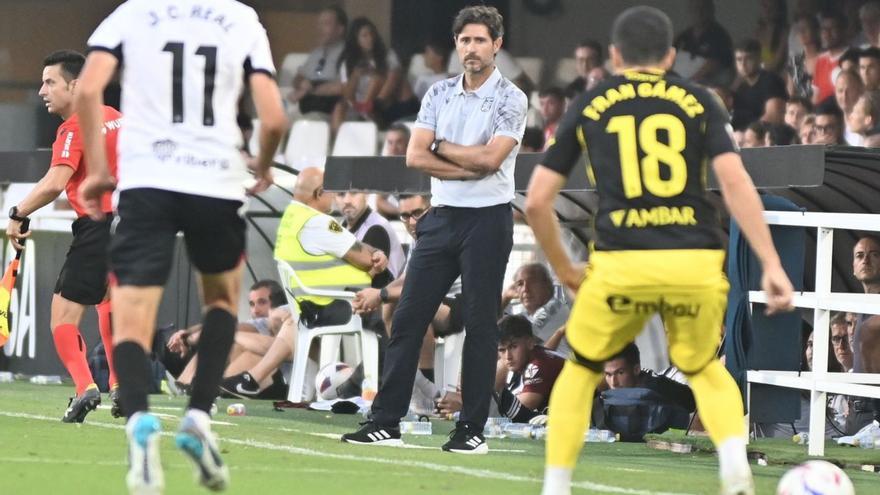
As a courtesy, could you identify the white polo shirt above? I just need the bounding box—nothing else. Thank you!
[414,67,527,208]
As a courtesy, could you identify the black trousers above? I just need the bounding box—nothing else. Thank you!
[371,203,513,430]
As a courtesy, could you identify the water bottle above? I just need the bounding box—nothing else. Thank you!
[503,423,536,439]
[792,433,809,445]
[31,375,62,385]
[484,417,511,438]
[361,378,377,402]
[0,371,13,383]
[585,428,617,443]
[531,426,547,440]
[400,421,432,435]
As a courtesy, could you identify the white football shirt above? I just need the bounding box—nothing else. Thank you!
[87,0,276,201]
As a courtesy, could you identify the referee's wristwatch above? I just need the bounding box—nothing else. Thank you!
[8,206,27,222]
[430,138,444,156]
[379,287,389,304]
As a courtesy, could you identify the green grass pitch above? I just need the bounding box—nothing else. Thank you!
[0,382,877,494]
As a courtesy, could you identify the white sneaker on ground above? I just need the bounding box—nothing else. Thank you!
[175,409,230,491]
[126,412,164,495]
[836,419,879,447]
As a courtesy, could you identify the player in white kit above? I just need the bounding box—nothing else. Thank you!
[74,1,287,493]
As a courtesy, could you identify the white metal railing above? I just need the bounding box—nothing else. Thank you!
[746,210,880,456]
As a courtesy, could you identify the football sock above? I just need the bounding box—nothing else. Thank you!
[189,308,236,413]
[113,341,152,417]
[545,360,604,469]
[96,300,118,388]
[541,466,573,495]
[685,359,747,446]
[52,324,94,395]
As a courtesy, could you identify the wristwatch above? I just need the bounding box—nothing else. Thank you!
[430,138,443,155]
[8,206,27,222]
[379,287,389,303]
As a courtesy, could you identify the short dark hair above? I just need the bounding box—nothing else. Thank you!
[250,279,286,309]
[816,100,844,121]
[787,96,813,112]
[818,9,847,30]
[43,49,85,82]
[498,314,534,345]
[452,5,504,40]
[735,38,761,56]
[857,233,880,249]
[608,343,640,368]
[538,86,565,100]
[397,193,431,203]
[839,47,862,69]
[861,46,880,62]
[521,127,545,150]
[830,312,847,328]
[611,6,673,66]
[386,122,411,140]
[577,39,604,64]
[746,120,769,140]
[323,5,348,29]
[766,123,797,146]
[424,39,451,66]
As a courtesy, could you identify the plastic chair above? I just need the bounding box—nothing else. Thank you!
[283,120,329,171]
[276,260,379,402]
[433,331,465,395]
[331,121,378,156]
[554,57,577,85]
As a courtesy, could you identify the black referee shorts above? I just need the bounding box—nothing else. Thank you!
[111,188,246,287]
[55,216,112,305]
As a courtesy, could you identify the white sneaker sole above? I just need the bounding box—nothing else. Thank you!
[445,443,489,455]
[343,437,404,447]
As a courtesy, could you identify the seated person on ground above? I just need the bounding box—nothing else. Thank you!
[220,167,389,399]
[592,343,696,441]
[492,314,564,423]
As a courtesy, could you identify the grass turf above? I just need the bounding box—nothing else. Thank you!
[0,381,877,494]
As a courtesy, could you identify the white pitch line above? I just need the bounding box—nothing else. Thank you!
[0,411,693,495]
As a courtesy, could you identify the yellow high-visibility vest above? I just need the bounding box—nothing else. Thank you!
[275,202,371,306]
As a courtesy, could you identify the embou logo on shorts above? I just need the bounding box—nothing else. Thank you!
[152,139,177,161]
[606,295,700,317]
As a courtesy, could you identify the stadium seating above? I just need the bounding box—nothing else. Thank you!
[407,53,431,85]
[554,57,577,86]
[284,120,330,170]
[277,52,309,92]
[332,121,378,156]
[276,260,380,403]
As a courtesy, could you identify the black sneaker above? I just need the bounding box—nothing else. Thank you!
[341,421,403,446]
[219,372,260,399]
[109,386,123,418]
[442,422,488,454]
[61,387,102,423]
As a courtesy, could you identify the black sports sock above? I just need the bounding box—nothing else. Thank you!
[113,341,152,418]
[418,368,435,383]
[189,308,236,413]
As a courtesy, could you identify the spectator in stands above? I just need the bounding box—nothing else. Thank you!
[219,167,389,399]
[288,6,347,116]
[492,315,564,423]
[765,123,798,145]
[674,0,734,86]
[841,235,880,440]
[566,39,605,97]
[337,191,405,284]
[859,47,880,90]
[799,114,817,144]
[848,91,880,146]
[837,47,863,75]
[333,17,419,133]
[787,13,821,100]
[538,87,566,150]
[785,96,813,130]
[859,1,880,49]
[831,312,855,372]
[742,121,768,148]
[731,38,787,130]
[754,0,789,74]
[835,69,866,145]
[813,104,847,144]
[813,10,850,105]
[372,122,411,219]
[412,40,450,100]
[592,343,696,441]
[502,263,571,355]
[447,47,534,95]
[520,127,545,152]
